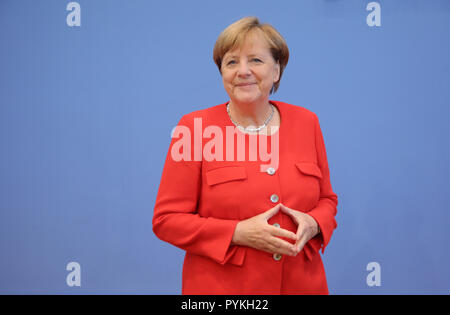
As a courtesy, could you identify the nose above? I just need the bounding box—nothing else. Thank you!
[237,60,251,76]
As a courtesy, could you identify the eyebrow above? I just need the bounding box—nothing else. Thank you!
[225,54,262,60]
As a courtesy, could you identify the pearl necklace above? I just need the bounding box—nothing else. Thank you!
[227,102,275,132]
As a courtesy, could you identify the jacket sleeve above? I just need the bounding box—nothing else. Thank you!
[304,113,338,259]
[152,114,244,265]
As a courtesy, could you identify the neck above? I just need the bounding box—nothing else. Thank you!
[228,99,272,127]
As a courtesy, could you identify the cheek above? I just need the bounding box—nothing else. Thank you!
[224,77,236,92]
[222,72,232,85]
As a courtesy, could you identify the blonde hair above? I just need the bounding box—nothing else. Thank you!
[213,16,289,94]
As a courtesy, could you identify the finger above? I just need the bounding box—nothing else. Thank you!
[280,204,301,224]
[290,226,304,253]
[266,236,298,256]
[295,231,301,246]
[259,245,293,257]
[269,225,298,241]
[262,203,281,221]
[294,236,308,253]
[280,203,296,217]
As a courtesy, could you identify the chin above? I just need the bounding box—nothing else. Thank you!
[233,93,261,104]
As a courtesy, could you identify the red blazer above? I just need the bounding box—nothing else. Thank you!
[153,100,338,294]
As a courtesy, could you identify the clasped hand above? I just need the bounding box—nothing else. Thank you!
[231,203,319,256]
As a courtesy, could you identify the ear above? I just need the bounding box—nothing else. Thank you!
[274,61,280,83]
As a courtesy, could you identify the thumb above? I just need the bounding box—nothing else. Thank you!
[262,203,281,221]
[280,203,296,219]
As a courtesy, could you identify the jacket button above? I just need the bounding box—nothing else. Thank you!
[267,167,276,175]
[273,223,280,228]
[270,194,279,203]
[273,253,282,261]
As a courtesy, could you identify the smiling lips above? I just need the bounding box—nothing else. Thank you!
[236,83,256,87]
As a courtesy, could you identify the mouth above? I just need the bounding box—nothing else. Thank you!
[236,83,256,87]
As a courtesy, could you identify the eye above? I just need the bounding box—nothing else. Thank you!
[226,60,236,65]
[252,58,262,62]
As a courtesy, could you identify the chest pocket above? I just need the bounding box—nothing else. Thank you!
[295,162,322,180]
[203,166,248,220]
[206,166,247,186]
[294,162,322,208]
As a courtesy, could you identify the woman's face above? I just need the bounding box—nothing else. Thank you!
[221,32,280,106]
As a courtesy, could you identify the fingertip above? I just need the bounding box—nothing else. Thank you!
[280,204,289,212]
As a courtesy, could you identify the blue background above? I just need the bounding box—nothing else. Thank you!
[1,0,449,294]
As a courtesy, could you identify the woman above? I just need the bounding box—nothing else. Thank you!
[152,16,338,295]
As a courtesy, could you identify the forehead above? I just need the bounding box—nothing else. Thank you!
[224,31,271,58]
